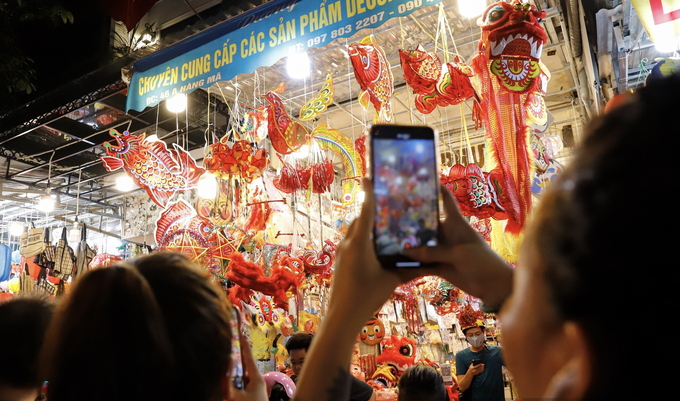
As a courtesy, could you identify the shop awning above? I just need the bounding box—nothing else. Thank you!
[126,0,445,112]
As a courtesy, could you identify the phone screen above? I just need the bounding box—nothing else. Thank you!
[230,308,245,389]
[371,125,439,267]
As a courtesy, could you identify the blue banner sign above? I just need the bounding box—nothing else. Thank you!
[126,0,444,112]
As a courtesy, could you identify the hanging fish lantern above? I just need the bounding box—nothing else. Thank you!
[399,45,476,114]
[101,129,204,208]
[348,35,394,123]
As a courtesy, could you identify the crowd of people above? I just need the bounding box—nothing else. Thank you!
[1,73,676,401]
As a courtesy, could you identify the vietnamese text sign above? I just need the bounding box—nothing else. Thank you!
[631,0,680,42]
[126,0,444,112]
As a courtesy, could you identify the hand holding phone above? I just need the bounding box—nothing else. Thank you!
[369,124,441,268]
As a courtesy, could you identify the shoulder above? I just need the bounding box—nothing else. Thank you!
[349,375,374,401]
[456,348,471,358]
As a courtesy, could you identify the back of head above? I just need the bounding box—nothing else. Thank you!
[42,265,174,401]
[285,332,313,352]
[529,74,680,399]
[397,364,448,401]
[131,252,232,401]
[0,296,54,391]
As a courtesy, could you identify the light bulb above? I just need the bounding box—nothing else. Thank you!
[166,93,187,113]
[116,174,135,192]
[356,191,366,203]
[38,193,55,213]
[9,223,24,237]
[197,173,218,199]
[69,225,81,243]
[287,52,310,80]
[295,144,310,159]
[458,0,486,19]
[655,37,679,53]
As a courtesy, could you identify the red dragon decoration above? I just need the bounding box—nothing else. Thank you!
[469,1,549,234]
[401,1,550,236]
[101,129,204,208]
[225,251,304,309]
[369,336,417,389]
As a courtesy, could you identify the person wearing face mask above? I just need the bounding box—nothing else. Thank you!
[455,320,505,401]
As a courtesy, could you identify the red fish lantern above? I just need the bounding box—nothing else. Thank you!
[348,35,394,123]
[100,129,204,208]
[399,45,476,114]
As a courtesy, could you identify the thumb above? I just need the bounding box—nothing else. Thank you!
[403,244,454,264]
[353,178,375,241]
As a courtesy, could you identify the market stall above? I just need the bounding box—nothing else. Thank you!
[1,1,579,400]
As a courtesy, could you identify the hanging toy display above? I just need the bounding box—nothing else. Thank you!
[100,129,204,207]
[393,281,421,335]
[203,138,269,182]
[313,124,362,205]
[262,83,309,155]
[348,35,394,123]
[298,73,335,121]
[239,107,268,143]
[399,45,476,114]
[470,0,550,234]
[249,294,282,327]
[440,163,508,221]
[273,155,302,194]
[196,179,233,226]
[225,252,304,309]
[154,200,235,271]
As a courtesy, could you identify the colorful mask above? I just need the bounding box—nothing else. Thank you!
[101,130,204,207]
[371,336,417,388]
[360,317,385,346]
[348,35,394,123]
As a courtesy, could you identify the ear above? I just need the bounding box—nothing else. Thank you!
[543,322,592,399]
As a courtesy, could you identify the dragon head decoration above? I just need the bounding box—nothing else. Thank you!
[371,336,417,388]
[478,1,547,94]
[102,129,149,159]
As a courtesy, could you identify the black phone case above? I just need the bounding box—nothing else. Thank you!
[368,124,441,269]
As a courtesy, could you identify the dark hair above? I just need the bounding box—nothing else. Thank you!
[397,364,448,401]
[285,332,313,352]
[0,296,54,389]
[41,265,175,401]
[130,252,233,401]
[269,382,291,401]
[528,74,679,399]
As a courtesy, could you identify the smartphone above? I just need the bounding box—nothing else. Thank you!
[229,308,245,389]
[472,358,483,366]
[369,124,441,268]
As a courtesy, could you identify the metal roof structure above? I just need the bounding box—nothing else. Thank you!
[0,0,666,245]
